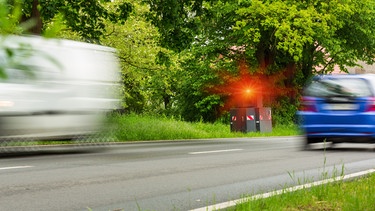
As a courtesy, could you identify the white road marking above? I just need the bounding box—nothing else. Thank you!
[190,168,375,211]
[0,166,33,171]
[189,149,243,155]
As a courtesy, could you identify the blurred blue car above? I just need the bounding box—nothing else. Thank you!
[297,74,375,149]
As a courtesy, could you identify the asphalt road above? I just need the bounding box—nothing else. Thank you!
[1,136,375,211]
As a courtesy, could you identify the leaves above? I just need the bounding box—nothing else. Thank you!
[143,0,204,52]
[3,0,375,123]
[0,0,23,34]
[13,0,133,43]
[142,0,375,122]
[102,1,180,114]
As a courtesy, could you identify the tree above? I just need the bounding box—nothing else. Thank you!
[102,1,180,114]
[234,0,375,79]
[145,0,375,123]
[147,0,375,77]
[9,0,133,42]
[143,0,204,52]
[0,0,29,78]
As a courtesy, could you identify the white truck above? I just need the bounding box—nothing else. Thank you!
[0,36,120,141]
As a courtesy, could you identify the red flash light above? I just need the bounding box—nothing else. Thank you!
[206,60,297,113]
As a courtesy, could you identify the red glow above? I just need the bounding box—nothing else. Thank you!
[206,61,297,112]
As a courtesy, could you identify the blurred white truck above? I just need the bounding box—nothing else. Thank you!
[0,36,120,141]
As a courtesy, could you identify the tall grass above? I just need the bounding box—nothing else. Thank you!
[0,113,299,149]
[234,173,375,210]
[108,113,300,142]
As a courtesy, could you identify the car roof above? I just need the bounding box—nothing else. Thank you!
[312,74,375,87]
[313,74,375,80]
[307,74,375,97]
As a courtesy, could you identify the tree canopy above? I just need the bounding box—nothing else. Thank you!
[145,0,375,122]
[147,0,375,75]
[2,0,375,124]
[102,1,179,114]
[7,0,133,42]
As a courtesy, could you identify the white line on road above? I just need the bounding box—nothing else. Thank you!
[0,166,34,171]
[189,149,243,155]
[190,168,375,211]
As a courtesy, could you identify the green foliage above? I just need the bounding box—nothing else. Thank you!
[0,0,31,78]
[59,0,132,42]
[4,0,372,123]
[228,0,375,77]
[0,0,23,34]
[142,0,375,123]
[101,1,180,115]
[271,97,299,126]
[143,0,204,52]
[13,0,133,42]
[173,49,227,122]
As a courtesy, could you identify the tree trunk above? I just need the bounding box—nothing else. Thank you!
[163,94,170,110]
[255,45,275,73]
[301,45,316,82]
[29,0,43,34]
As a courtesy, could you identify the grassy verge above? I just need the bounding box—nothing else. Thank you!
[0,113,300,148]
[109,113,300,141]
[234,172,375,211]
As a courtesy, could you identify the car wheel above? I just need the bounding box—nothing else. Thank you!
[303,142,310,150]
[304,137,325,150]
[303,137,314,150]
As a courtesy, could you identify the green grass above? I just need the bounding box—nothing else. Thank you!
[0,113,299,147]
[109,113,300,142]
[233,173,375,211]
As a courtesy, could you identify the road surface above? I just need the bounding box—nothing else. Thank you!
[1,136,375,211]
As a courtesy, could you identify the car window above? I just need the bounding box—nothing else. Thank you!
[304,78,373,97]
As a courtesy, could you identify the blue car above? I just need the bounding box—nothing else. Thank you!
[297,74,375,149]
